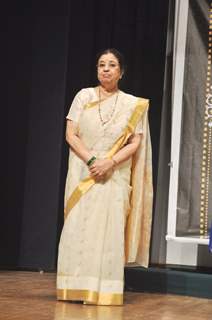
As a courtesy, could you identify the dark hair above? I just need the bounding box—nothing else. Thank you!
[96,48,125,75]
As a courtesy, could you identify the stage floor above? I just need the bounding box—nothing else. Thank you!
[0,271,211,320]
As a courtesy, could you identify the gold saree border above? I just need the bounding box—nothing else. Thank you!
[57,289,123,306]
[84,87,119,109]
[64,177,95,218]
[84,99,105,109]
[64,97,149,219]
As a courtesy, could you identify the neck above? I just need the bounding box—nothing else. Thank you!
[99,84,118,95]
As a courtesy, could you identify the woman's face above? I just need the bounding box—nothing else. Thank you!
[97,53,122,88]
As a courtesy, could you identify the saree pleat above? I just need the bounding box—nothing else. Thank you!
[125,109,153,267]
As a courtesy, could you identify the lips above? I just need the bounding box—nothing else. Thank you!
[102,74,111,78]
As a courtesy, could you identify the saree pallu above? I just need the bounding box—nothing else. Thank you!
[57,88,153,305]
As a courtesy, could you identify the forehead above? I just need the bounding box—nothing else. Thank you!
[98,53,119,63]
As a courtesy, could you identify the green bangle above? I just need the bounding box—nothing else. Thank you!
[87,156,96,167]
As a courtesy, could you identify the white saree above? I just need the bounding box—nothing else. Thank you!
[57,88,153,305]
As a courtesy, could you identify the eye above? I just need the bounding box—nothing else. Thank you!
[110,63,117,67]
[98,63,105,68]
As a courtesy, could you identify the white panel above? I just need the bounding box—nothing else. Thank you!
[166,235,209,245]
[167,0,189,239]
[166,241,198,266]
[165,0,204,264]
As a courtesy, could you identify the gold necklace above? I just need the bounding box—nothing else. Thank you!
[98,87,119,126]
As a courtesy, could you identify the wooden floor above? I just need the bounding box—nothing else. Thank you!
[0,271,211,320]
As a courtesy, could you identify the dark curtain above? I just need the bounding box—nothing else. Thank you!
[177,0,212,237]
[5,1,70,270]
[4,0,169,270]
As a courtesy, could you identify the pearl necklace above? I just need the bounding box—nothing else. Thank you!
[98,87,119,126]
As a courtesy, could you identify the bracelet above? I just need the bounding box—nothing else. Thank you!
[87,156,96,167]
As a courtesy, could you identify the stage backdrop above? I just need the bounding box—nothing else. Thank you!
[4,0,169,270]
[176,0,212,238]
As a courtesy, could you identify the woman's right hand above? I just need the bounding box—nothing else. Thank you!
[89,159,114,181]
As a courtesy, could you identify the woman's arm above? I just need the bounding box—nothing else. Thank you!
[66,120,93,163]
[112,133,141,165]
[66,117,142,179]
[89,134,142,178]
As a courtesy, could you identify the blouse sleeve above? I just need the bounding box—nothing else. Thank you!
[66,89,87,123]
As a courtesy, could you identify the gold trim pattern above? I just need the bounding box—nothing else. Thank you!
[200,2,212,237]
[84,98,105,109]
[57,289,123,305]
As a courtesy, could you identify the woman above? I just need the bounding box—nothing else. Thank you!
[57,48,153,306]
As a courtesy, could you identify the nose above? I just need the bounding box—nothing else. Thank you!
[103,64,109,71]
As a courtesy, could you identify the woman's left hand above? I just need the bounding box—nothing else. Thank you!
[89,159,114,180]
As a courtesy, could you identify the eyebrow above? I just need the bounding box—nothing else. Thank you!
[98,60,118,63]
